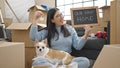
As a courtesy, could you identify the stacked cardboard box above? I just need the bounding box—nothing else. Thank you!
[6,23,36,68]
[7,23,34,47]
[5,5,48,68]
[25,47,36,68]
[0,41,25,68]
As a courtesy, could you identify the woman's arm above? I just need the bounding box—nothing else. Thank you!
[71,25,91,50]
[31,11,44,26]
[30,11,47,42]
[30,26,47,42]
[82,25,91,40]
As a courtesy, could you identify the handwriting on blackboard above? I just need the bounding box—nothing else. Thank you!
[71,6,99,27]
[73,9,97,25]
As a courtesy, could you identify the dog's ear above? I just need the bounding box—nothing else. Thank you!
[41,39,47,46]
[33,39,39,47]
[43,39,47,44]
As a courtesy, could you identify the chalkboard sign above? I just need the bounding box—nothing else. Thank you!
[71,6,100,27]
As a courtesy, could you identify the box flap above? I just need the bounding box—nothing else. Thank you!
[28,5,47,12]
[3,18,12,27]
[7,23,31,30]
[0,42,24,47]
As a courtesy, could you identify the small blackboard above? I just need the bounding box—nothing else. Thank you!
[71,6,100,27]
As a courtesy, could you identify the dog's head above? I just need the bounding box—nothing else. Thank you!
[34,39,48,56]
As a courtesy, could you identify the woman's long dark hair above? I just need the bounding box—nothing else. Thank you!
[46,8,71,47]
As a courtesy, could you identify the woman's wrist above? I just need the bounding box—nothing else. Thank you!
[31,19,37,26]
[82,29,90,40]
[32,23,37,26]
[83,25,91,39]
[82,33,89,40]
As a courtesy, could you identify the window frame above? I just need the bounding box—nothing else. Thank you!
[55,0,111,20]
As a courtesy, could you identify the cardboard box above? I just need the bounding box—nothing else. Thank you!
[31,66,50,68]
[7,23,34,47]
[90,26,104,34]
[0,41,25,68]
[25,47,36,68]
[6,23,46,47]
[28,5,47,24]
[100,6,110,22]
[93,44,120,68]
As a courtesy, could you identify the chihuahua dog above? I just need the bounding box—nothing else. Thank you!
[32,39,75,68]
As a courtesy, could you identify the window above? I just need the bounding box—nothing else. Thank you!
[56,0,112,20]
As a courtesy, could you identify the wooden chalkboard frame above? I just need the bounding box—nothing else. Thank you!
[70,6,100,27]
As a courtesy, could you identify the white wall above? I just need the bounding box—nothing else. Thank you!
[5,0,55,23]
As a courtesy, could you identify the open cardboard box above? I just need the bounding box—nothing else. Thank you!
[0,41,25,68]
[7,23,34,47]
[28,5,47,24]
[6,23,46,68]
[6,23,46,47]
[93,44,120,68]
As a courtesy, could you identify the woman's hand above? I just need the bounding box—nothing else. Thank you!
[82,25,92,39]
[32,11,44,26]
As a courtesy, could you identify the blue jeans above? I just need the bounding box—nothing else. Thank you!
[32,57,90,68]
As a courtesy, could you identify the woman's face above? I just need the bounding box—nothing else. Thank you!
[52,10,65,26]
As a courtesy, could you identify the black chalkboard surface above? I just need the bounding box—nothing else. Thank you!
[71,6,100,27]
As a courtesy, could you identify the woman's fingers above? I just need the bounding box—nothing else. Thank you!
[34,11,44,20]
[84,25,92,34]
[32,11,44,26]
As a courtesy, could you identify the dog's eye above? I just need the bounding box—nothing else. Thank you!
[42,46,44,49]
[37,46,39,48]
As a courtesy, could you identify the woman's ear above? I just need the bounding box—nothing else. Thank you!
[33,39,39,47]
[43,39,47,44]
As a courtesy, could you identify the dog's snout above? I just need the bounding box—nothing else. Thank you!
[39,49,42,51]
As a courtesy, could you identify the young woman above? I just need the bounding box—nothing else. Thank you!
[30,8,91,68]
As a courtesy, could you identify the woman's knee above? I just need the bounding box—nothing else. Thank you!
[72,57,90,68]
[32,58,52,66]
